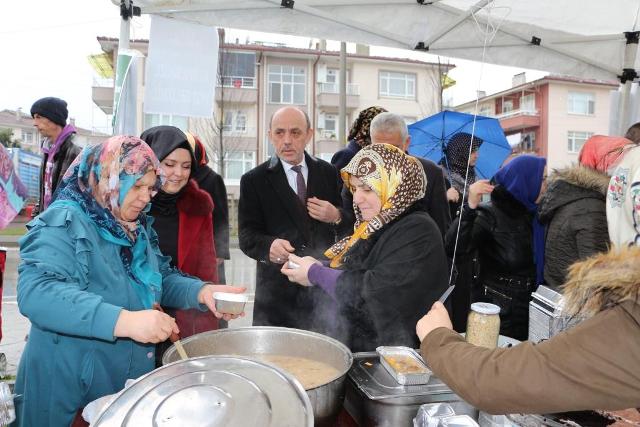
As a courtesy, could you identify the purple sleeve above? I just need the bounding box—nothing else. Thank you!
[308,263,343,300]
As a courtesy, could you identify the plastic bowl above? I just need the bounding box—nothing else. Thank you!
[213,292,248,315]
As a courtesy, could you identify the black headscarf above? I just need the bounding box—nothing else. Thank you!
[443,132,483,190]
[140,126,197,264]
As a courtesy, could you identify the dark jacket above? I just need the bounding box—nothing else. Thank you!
[335,209,448,352]
[538,165,610,290]
[421,246,640,415]
[331,139,361,172]
[238,153,348,332]
[446,186,536,340]
[341,155,451,240]
[36,132,81,216]
[194,165,230,260]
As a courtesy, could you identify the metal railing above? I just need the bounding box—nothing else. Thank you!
[220,76,256,89]
[495,109,539,120]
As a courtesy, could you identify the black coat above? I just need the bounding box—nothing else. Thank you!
[238,153,348,332]
[335,209,448,352]
[446,186,536,340]
[447,186,535,279]
[538,165,610,290]
[341,155,451,240]
[194,166,230,260]
[330,139,360,172]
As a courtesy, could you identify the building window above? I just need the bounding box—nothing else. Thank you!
[326,68,338,84]
[216,151,256,181]
[521,94,535,112]
[268,65,306,104]
[220,51,256,88]
[502,99,514,114]
[324,114,337,132]
[479,105,493,116]
[222,111,248,133]
[21,131,34,144]
[144,113,188,131]
[567,131,594,153]
[379,71,416,99]
[568,92,595,115]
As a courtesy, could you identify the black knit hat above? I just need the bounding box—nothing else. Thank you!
[30,97,68,127]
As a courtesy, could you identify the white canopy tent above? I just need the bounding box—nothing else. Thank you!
[114,0,640,133]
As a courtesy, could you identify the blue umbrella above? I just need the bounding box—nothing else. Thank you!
[408,110,512,179]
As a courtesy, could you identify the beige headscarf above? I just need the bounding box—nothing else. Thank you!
[325,143,426,267]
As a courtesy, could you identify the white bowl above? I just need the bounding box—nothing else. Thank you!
[213,292,248,315]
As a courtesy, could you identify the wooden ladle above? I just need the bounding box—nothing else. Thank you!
[153,303,189,360]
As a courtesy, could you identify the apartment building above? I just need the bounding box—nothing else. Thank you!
[0,108,107,153]
[92,36,450,197]
[455,74,619,171]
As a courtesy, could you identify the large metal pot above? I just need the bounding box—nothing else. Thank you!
[163,327,353,426]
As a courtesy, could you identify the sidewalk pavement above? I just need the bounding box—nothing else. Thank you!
[0,300,29,377]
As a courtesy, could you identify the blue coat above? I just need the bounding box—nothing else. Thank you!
[13,204,206,427]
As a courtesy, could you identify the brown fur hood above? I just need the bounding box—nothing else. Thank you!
[550,164,610,195]
[562,245,640,318]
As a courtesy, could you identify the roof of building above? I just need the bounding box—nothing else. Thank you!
[95,36,454,69]
[0,109,108,136]
[455,75,619,109]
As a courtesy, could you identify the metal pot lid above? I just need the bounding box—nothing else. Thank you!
[93,356,313,427]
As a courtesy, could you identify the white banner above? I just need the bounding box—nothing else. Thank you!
[144,16,219,118]
[113,49,143,136]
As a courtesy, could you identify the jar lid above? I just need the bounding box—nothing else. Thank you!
[470,302,500,315]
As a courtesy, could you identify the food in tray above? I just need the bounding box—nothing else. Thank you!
[382,354,429,374]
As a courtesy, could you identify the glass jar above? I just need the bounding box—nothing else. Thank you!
[466,302,501,349]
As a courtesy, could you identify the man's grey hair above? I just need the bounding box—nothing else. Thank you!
[370,112,409,142]
[269,107,311,131]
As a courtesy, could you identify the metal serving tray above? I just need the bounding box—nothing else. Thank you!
[376,346,431,386]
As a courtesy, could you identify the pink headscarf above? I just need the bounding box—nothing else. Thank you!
[578,135,630,174]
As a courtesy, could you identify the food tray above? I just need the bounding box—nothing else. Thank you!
[375,346,431,386]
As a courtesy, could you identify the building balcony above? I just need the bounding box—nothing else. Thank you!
[497,109,541,132]
[215,86,258,105]
[316,83,360,109]
[92,77,114,115]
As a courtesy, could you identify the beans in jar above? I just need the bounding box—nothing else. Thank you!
[466,302,500,348]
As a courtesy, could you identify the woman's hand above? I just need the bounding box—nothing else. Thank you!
[446,187,460,203]
[467,179,494,209]
[114,309,179,343]
[198,284,247,321]
[281,254,319,287]
[416,302,453,342]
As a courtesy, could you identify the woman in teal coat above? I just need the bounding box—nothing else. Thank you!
[13,135,244,426]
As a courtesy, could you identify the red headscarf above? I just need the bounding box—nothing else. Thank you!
[578,135,630,173]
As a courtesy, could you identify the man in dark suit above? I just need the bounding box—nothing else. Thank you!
[341,112,451,239]
[238,106,348,331]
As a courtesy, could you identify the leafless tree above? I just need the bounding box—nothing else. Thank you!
[191,31,256,178]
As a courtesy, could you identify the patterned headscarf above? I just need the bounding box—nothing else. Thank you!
[325,143,426,267]
[348,106,388,147]
[443,132,483,188]
[578,135,629,174]
[53,136,164,308]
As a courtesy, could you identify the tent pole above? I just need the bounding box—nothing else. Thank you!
[119,0,131,52]
[339,42,347,145]
[618,32,639,135]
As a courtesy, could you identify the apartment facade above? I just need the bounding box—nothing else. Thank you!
[93,37,449,197]
[455,75,618,171]
[0,108,107,152]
